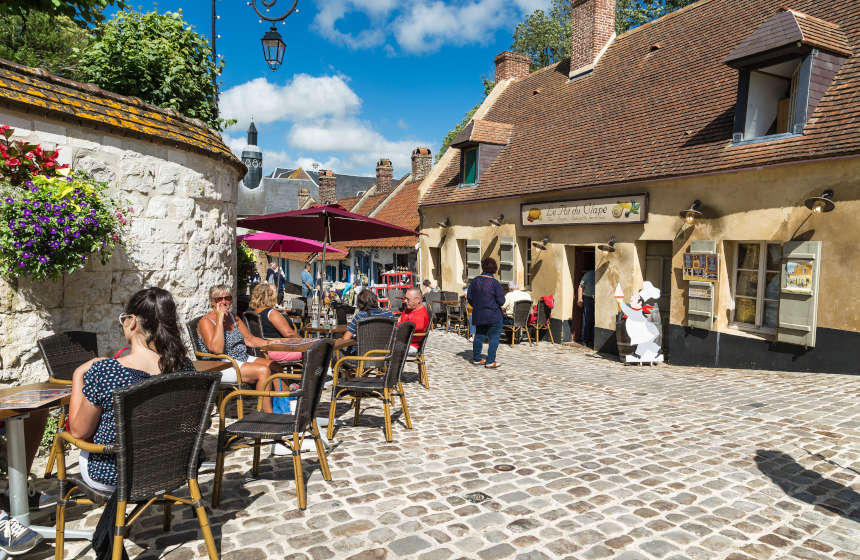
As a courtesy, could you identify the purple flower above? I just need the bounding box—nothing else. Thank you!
[57,217,65,225]
[43,203,51,211]
[80,202,88,209]
[63,238,70,244]
[66,177,73,182]
[32,201,40,208]
[39,216,49,223]
[17,262,24,267]
[8,220,14,228]
[49,228,57,235]
[4,197,12,204]
[24,241,32,247]
[24,180,33,188]
[22,199,30,205]
[53,210,61,216]
[21,252,30,259]
[60,203,67,209]
[13,242,21,249]
[22,208,31,217]
[72,231,80,238]
[33,226,42,234]
[90,209,97,217]
[49,241,60,249]
[30,186,38,193]
[63,226,71,234]
[80,255,86,262]
[38,256,48,263]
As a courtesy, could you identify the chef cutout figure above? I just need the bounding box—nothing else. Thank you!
[615,282,664,364]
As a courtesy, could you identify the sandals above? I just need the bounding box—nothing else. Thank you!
[485,362,501,369]
[472,359,486,366]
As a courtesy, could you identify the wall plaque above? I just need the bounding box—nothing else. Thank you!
[521,194,648,226]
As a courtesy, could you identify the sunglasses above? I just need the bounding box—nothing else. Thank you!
[213,295,233,302]
[118,313,133,326]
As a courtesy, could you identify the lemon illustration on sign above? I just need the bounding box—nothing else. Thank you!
[527,208,541,222]
[615,201,641,218]
[612,205,624,218]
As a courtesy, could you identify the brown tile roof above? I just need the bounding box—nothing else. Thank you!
[724,9,852,64]
[346,180,422,248]
[452,119,514,147]
[0,58,244,173]
[422,0,860,207]
[351,192,388,214]
[336,195,363,212]
[273,244,350,263]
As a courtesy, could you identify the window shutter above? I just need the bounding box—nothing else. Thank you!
[465,239,481,281]
[777,241,821,347]
[687,281,715,330]
[499,237,514,283]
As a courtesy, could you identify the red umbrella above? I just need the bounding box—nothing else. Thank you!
[237,231,346,254]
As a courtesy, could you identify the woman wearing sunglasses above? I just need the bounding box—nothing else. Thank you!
[197,284,278,412]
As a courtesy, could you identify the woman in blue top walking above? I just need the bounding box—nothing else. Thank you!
[467,257,506,368]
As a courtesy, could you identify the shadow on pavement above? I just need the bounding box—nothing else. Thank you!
[754,449,860,522]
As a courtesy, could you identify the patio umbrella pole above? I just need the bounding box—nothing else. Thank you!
[319,211,328,327]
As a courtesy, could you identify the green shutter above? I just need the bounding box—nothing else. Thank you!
[463,148,477,184]
[466,239,481,280]
[687,281,714,330]
[777,241,821,347]
[499,237,514,283]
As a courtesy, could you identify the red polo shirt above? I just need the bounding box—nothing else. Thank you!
[398,305,430,349]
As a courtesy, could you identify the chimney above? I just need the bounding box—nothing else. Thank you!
[494,51,530,82]
[569,0,616,79]
[318,170,336,204]
[298,187,311,208]
[411,147,432,182]
[376,158,393,193]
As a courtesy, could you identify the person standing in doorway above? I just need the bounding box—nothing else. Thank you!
[301,262,314,299]
[578,267,595,347]
[266,261,286,304]
[467,258,505,369]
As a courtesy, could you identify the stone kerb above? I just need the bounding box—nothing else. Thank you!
[0,109,241,384]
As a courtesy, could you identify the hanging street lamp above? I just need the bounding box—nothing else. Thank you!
[260,26,286,70]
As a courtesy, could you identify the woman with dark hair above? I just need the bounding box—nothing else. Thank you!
[342,288,394,342]
[68,287,194,491]
[467,257,505,368]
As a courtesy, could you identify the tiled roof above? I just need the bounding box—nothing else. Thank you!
[422,0,860,207]
[336,195,363,212]
[724,9,852,64]
[273,248,350,262]
[347,180,422,248]
[351,192,388,214]
[0,58,244,173]
[452,119,514,147]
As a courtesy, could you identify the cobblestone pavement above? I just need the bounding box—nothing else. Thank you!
[30,331,860,559]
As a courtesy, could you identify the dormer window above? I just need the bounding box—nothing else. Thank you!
[450,119,514,188]
[724,9,850,145]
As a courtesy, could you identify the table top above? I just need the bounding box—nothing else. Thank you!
[192,360,234,373]
[0,382,71,419]
[265,338,354,353]
[440,299,460,306]
[305,325,347,334]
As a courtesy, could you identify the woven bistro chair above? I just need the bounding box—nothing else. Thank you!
[388,289,404,313]
[504,300,534,347]
[340,316,396,377]
[54,371,221,560]
[425,292,443,329]
[187,316,246,419]
[211,340,334,511]
[333,303,352,326]
[406,311,431,388]
[242,310,302,369]
[532,299,555,344]
[38,331,99,479]
[445,298,468,336]
[327,322,415,443]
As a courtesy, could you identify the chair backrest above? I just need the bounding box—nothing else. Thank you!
[441,291,458,303]
[389,290,404,313]
[537,299,551,325]
[292,298,307,314]
[383,321,416,387]
[243,310,264,338]
[333,304,349,326]
[513,300,531,327]
[425,291,442,316]
[38,331,99,382]
[293,339,334,432]
[114,371,221,502]
[186,317,205,354]
[414,324,431,354]
[356,316,396,358]
[460,297,469,317]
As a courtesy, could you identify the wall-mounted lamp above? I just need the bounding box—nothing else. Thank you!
[437,217,451,228]
[532,236,550,250]
[488,214,504,226]
[597,235,617,255]
[804,189,835,214]
[680,200,703,223]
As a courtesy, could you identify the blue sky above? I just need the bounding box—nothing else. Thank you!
[114,1,551,177]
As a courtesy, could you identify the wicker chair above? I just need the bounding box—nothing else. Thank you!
[503,300,533,347]
[445,297,468,336]
[406,311,431,388]
[333,303,352,326]
[38,331,100,479]
[54,371,222,560]
[328,322,415,442]
[243,310,302,368]
[388,289,404,313]
[187,316,246,419]
[425,292,443,329]
[532,299,555,344]
[340,316,396,377]
[212,340,334,510]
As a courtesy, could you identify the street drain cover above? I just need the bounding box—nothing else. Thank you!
[494,464,515,472]
[464,492,491,503]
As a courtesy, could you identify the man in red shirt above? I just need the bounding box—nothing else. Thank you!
[398,287,430,354]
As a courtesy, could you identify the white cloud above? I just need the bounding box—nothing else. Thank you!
[221,131,294,172]
[219,75,361,130]
[313,0,397,49]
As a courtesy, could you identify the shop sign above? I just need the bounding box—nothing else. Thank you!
[521,194,648,226]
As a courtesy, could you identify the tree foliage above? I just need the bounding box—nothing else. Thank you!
[77,9,224,130]
[0,10,92,78]
[437,77,494,162]
[511,1,572,71]
[0,0,124,27]
[616,0,697,33]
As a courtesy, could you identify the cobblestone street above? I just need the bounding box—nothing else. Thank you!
[31,331,860,559]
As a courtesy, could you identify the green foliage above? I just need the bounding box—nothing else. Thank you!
[0,10,92,78]
[0,0,124,27]
[77,9,224,130]
[437,77,495,162]
[616,0,696,34]
[511,1,571,71]
[237,242,256,295]
[41,410,61,450]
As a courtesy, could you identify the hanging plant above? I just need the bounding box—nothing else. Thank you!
[0,126,131,282]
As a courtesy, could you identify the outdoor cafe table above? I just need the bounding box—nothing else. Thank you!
[0,382,93,549]
[264,338,354,354]
[303,325,348,339]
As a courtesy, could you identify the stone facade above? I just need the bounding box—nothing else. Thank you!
[318,170,337,204]
[375,159,394,194]
[0,107,242,384]
[411,148,432,183]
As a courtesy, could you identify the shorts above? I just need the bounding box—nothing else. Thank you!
[220,356,258,383]
[266,351,303,363]
[79,451,117,493]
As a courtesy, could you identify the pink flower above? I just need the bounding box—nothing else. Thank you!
[6,158,19,166]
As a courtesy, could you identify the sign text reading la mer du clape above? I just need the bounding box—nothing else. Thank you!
[520,194,649,226]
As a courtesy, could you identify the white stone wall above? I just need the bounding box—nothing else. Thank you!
[0,107,241,384]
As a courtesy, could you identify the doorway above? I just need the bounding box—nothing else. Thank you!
[429,247,442,287]
[644,241,672,356]
[569,247,596,346]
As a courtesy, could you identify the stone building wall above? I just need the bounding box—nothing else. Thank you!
[0,107,242,385]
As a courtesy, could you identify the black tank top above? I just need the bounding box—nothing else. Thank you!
[259,308,281,339]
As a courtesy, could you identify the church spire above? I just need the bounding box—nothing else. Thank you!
[247,120,258,146]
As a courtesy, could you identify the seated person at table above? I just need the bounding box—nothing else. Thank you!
[69,287,193,492]
[197,284,279,412]
[250,282,302,363]
[398,287,430,354]
[501,282,532,326]
[342,289,394,343]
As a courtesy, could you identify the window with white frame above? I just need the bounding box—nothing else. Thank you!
[732,242,781,331]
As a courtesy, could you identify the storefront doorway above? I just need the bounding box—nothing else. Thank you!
[569,246,596,346]
[644,241,672,356]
